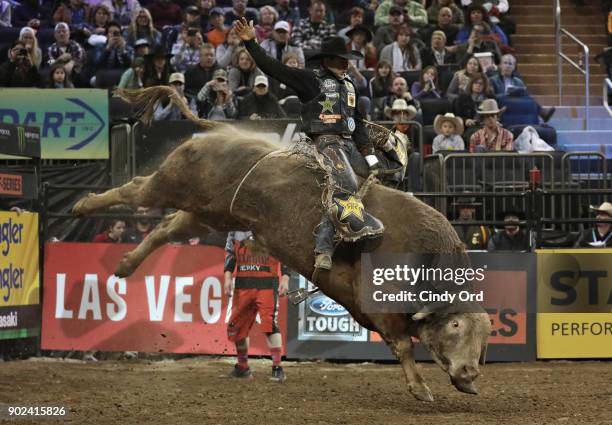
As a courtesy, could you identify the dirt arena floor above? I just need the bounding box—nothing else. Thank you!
[0,357,610,425]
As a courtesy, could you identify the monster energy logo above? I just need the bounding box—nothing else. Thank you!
[16,126,25,153]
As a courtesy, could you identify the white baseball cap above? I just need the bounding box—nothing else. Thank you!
[254,75,269,87]
[274,21,290,32]
[169,72,185,84]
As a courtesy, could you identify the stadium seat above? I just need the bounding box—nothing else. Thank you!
[420,98,452,126]
[496,95,539,127]
[400,70,421,89]
[95,69,124,89]
[422,124,435,153]
[0,27,20,45]
[280,96,301,118]
[507,124,557,147]
[109,96,134,123]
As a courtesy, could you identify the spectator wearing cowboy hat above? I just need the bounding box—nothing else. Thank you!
[488,208,529,251]
[345,24,376,70]
[469,98,514,152]
[383,99,421,192]
[452,197,490,250]
[432,113,465,153]
[338,6,365,42]
[574,202,612,248]
[143,45,174,87]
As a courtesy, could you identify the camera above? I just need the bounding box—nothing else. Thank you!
[17,48,27,56]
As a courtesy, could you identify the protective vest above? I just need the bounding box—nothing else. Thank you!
[301,69,358,136]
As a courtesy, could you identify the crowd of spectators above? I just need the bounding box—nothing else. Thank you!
[0,0,560,136]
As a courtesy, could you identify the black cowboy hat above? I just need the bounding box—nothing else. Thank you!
[310,36,363,61]
[145,46,173,59]
[346,24,373,43]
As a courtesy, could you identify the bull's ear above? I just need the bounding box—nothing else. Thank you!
[412,307,432,321]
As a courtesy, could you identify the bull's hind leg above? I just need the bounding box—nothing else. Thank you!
[115,211,209,277]
[73,175,157,216]
[388,337,434,402]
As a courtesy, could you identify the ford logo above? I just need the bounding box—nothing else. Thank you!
[308,295,347,316]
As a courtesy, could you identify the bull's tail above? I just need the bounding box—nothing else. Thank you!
[113,86,224,130]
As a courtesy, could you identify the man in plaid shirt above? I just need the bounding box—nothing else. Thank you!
[290,0,336,52]
[47,22,85,75]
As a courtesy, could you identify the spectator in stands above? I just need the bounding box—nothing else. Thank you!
[374,0,428,28]
[574,202,612,248]
[338,6,364,41]
[432,112,464,153]
[446,54,483,99]
[185,43,218,98]
[488,210,529,251]
[12,0,53,30]
[0,40,39,87]
[260,20,305,67]
[206,7,227,48]
[455,23,501,67]
[196,68,239,119]
[225,0,258,26]
[133,38,150,57]
[148,0,182,31]
[53,0,90,32]
[93,219,126,243]
[238,75,286,119]
[274,0,300,26]
[100,0,142,28]
[373,5,405,53]
[291,0,336,52]
[216,27,241,67]
[455,3,508,48]
[420,30,456,67]
[376,75,419,120]
[346,24,375,70]
[18,27,42,69]
[163,6,203,53]
[489,53,556,123]
[170,28,203,73]
[118,55,145,88]
[47,22,86,78]
[380,25,422,72]
[411,65,441,99]
[369,60,395,99]
[255,5,278,42]
[143,45,172,86]
[426,0,463,25]
[124,8,162,48]
[420,6,460,46]
[228,46,263,97]
[124,207,155,243]
[86,5,111,36]
[460,0,509,28]
[93,21,132,71]
[197,0,215,32]
[269,52,300,100]
[454,73,493,127]
[0,1,10,27]
[47,62,74,88]
[452,198,490,250]
[153,72,197,120]
[469,99,514,152]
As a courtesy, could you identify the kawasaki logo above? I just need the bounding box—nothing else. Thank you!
[0,97,105,151]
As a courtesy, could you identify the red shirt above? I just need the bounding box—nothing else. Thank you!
[92,232,122,243]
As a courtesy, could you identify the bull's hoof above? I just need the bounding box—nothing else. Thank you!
[452,380,478,395]
[72,193,97,216]
[115,254,137,278]
[409,382,434,402]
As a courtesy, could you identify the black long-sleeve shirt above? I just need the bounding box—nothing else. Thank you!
[243,39,373,155]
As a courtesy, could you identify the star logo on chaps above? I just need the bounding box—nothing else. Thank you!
[337,196,365,222]
[319,98,336,114]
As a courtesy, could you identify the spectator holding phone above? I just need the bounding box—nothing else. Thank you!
[0,40,40,87]
[171,27,204,73]
[196,68,238,119]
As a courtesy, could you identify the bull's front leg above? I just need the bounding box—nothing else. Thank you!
[389,338,434,402]
[116,211,209,277]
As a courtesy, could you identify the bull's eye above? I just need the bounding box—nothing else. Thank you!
[452,320,460,328]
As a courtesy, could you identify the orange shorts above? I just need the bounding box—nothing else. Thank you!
[227,288,279,342]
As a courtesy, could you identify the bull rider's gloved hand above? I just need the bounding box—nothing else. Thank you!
[365,155,382,176]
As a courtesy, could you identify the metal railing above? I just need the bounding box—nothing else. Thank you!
[604,78,612,117]
[555,0,590,130]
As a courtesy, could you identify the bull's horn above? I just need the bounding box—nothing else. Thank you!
[479,344,488,366]
[412,307,433,321]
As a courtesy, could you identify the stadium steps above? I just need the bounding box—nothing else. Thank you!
[548,107,612,150]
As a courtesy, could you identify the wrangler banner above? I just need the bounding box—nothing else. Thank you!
[536,249,612,359]
[41,243,286,354]
[0,211,40,340]
[0,89,108,159]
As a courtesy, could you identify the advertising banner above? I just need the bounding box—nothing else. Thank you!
[536,249,612,359]
[0,211,40,340]
[0,89,108,159]
[41,243,286,354]
[0,123,40,158]
[287,253,536,362]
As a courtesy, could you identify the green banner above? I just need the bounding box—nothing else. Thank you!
[0,89,109,159]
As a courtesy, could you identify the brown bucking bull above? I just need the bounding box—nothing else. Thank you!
[72,88,490,402]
